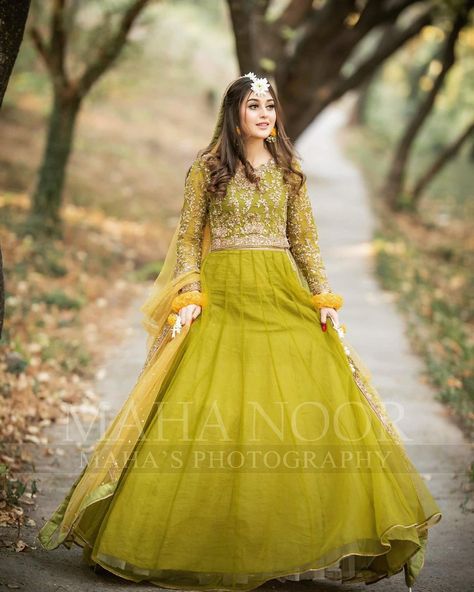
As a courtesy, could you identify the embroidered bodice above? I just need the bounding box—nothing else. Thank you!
[172,155,333,296]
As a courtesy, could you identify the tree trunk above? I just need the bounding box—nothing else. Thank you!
[26,0,150,235]
[28,91,81,236]
[0,0,32,338]
[349,73,374,126]
[0,0,31,107]
[0,247,4,338]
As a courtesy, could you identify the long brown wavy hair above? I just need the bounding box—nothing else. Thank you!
[195,75,305,199]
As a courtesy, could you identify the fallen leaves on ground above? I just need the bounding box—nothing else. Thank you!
[0,194,171,530]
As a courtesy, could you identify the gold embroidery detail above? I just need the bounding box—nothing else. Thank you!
[286,161,332,295]
[211,245,288,252]
[179,281,201,293]
[211,235,289,250]
[173,156,335,297]
[173,158,211,293]
[331,322,411,461]
[208,160,288,255]
[137,324,172,378]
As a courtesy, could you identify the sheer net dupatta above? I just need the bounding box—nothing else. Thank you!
[38,217,211,552]
[39,77,224,552]
[140,217,211,356]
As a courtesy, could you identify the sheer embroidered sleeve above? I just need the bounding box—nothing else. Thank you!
[173,157,209,294]
[286,161,332,296]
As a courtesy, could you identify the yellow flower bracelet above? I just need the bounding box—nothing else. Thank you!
[171,290,205,313]
[311,292,344,311]
[167,312,182,329]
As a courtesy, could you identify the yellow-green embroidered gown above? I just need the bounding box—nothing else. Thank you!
[37,156,442,591]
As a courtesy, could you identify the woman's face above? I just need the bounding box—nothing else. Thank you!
[238,89,276,141]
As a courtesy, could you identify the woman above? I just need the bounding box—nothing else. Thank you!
[37,73,442,591]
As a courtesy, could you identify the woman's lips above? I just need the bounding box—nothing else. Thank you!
[257,123,269,128]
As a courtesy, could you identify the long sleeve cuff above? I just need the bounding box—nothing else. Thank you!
[171,290,205,313]
[311,292,344,310]
[179,280,201,294]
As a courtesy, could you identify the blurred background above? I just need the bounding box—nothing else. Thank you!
[0,0,472,534]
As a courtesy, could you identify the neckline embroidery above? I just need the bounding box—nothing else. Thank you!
[236,158,276,176]
[253,157,275,171]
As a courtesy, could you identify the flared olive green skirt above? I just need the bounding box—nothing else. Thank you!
[38,248,442,591]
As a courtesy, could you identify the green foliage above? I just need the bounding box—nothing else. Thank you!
[468,461,474,483]
[40,337,91,373]
[372,229,473,437]
[373,235,404,292]
[5,352,29,376]
[367,24,474,146]
[0,463,38,508]
[351,23,473,439]
[33,289,84,310]
[132,260,164,282]
[10,337,29,360]
[259,57,276,72]
[31,242,68,278]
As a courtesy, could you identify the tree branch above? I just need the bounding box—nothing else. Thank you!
[354,0,423,37]
[276,0,314,30]
[77,0,150,97]
[30,26,53,73]
[398,6,470,148]
[30,1,68,90]
[329,8,433,105]
[280,0,357,86]
[298,0,356,50]
[327,0,424,70]
[278,0,422,92]
[255,0,271,18]
[411,120,474,202]
[384,2,472,208]
[50,0,67,83]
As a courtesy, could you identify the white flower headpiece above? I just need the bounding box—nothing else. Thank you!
[243,71,270,97]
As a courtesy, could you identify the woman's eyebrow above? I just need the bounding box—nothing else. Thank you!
[247,98,274,103]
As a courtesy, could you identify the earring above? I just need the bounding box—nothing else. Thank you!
[265,126,277,143]
[236,126,241,135]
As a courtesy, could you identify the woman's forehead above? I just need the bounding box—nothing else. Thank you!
[245,90,273,101]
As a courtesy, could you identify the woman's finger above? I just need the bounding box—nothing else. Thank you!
[320,307,340,332]
[179,305,192,326]
[178,304,202,327]
[184,307,193,326]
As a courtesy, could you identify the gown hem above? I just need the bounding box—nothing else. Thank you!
[70,510,442,592]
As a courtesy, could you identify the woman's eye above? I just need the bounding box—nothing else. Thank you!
[249,104,275,110]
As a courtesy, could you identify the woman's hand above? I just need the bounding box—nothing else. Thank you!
[320,306,339,331]
[179,304,202,327]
